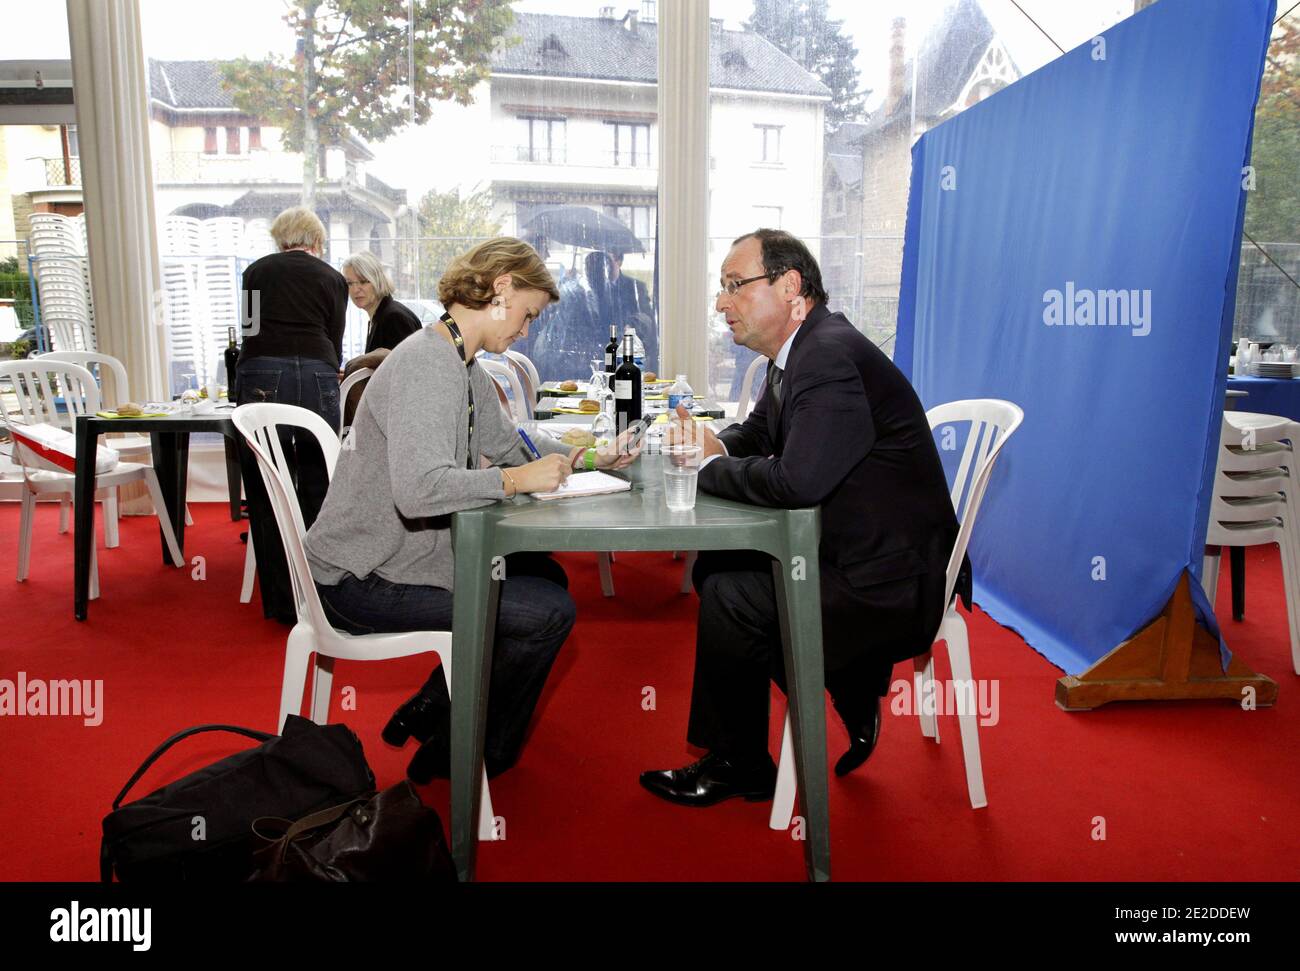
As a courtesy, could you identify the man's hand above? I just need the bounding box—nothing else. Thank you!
[595,427,643,470]
[664,404,724,459]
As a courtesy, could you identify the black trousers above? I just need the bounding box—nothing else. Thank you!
[317,553,574,775]
[686,550,907,763]
[235,355,340,624]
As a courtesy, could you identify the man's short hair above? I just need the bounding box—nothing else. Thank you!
[732,228,829,306]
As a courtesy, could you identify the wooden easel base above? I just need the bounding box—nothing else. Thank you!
[1056,572,1278,710]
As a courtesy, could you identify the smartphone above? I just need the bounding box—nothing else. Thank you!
[622,418,651,453]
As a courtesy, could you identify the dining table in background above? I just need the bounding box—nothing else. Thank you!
[72,408,242,621]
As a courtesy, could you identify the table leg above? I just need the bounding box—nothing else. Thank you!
[774,513,831,883]
[150,432,188,566]
[449,515,500,882]
[73,418,98,621]
[1229,547,1245,622]
[222,433,243,521]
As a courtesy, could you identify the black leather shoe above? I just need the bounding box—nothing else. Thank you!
[407,731,450,784]
[834,695,882,777]
[407,735,512,785]
[383,679,449,747]
[639,751,776,807]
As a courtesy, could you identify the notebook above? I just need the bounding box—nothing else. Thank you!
[532,471,632,501]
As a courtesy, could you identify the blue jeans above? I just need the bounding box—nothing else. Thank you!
[236,355,341,623]
[316,554,576,774]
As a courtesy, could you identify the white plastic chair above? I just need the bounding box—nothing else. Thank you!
[337,367,374,436]
[769,398,1024,829]
[1202,415,1300,674]
[0,360,184,596]
[39,350,194,532]
[231,402,497,839]
[504,350,540,394]
[734,354,767,422]
[479,356,533,423]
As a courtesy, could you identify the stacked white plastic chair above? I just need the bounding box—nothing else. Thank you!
[1202,412,1300,674]
[28,213,95,352]
[768,398,1024,829]
[231,402,497,839]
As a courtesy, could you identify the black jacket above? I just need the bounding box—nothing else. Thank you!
[700,303,963,668]
[365,295,423,354]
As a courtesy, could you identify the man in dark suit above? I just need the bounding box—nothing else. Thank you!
[640,229,961,807]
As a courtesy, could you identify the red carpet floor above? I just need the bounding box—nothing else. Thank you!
[1,502,1297,882]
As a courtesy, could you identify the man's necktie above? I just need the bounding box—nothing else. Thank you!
[767,360,784,415]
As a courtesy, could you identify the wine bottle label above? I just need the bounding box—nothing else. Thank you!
[605,352,614,367]
[614,380,633,400]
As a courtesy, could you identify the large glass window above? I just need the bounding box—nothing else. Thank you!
[705,0,1139,408]
[1236,8,1299,350]
[142,0,661,393]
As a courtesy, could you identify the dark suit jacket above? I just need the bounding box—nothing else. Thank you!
[699,303,962,670]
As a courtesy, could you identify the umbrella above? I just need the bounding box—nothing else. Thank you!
[521,206,645,255]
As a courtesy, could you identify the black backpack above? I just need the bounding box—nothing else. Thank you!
[100,715,375,882]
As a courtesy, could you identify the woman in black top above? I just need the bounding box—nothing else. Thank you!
[236,206,347,624]
[342,250,423,354]
[340,250,422,424]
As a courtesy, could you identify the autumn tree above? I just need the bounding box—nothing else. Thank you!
[1245,13,1299,245]
[221,0,514,209]
[415,185,501,293]
[747,0,867,133]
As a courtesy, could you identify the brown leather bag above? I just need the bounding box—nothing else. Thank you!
[248,781,456,882]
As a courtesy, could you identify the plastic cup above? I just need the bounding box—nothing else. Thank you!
[662,444,702,511]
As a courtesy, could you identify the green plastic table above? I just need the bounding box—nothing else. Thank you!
[449,453,831,881]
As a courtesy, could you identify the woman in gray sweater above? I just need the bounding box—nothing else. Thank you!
[306,237,635,782]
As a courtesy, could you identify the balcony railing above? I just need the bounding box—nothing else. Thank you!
[490,145,656,169]
[39,157,81,188]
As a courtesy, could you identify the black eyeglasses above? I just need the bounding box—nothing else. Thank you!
[717,273,775,298]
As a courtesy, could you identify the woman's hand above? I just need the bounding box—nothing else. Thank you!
[507,453,573,494]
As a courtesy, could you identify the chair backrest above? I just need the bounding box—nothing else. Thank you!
[926,398,1025,606]
[504,349,540,391]
[0,359,101,429]
[0,360,103,475]
[478,356,532,423]
[338,367,374,435]
[735,354,766,421]
[231,403,341,633]
[504,355,536,413]
[39,351,131,407]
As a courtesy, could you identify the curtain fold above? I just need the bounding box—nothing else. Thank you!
[657,0,711,384]
[65,0,167,402]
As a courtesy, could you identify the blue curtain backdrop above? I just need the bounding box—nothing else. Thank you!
[895,0,1276,674]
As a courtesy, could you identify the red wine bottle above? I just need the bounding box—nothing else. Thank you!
[604,324,618,375]
[613,332,642,436]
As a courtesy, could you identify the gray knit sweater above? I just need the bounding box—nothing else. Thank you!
[305,327,571,590]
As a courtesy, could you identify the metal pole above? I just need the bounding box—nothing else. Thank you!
[27,247,46,354]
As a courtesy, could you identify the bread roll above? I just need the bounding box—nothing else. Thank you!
[560,428,597,447]
[116,403,143,417]
[578,399,600,414]
[559,380,578,392]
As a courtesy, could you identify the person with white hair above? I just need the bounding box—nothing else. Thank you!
[339,251,422,424]
[236,205,348,625]
[341,250,422,356]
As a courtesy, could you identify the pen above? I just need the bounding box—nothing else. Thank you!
[517,427,543,459]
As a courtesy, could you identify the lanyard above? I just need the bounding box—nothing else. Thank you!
[440,311,475,470]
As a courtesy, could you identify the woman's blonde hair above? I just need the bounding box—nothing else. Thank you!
[270,207,327,252]
[341,250,394,300]
[438,237,559,309]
